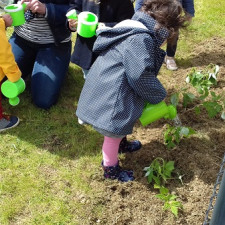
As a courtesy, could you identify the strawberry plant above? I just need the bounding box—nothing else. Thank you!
[185,64,219,93]
[171,64,225,120]
[164,124,196,149]
[144,158,175,186]
[155,186,183,217]
[144,158,183,217]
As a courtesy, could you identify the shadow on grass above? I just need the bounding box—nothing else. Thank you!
[1,65,103,160]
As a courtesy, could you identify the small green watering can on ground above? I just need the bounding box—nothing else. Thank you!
[1,78,26,106]
[139,101,177,126]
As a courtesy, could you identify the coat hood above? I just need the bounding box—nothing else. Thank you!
[93,11,169,54]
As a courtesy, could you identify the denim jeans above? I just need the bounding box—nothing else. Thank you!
[9,33,72,109]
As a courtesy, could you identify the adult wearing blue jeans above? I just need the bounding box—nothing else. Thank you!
[135,0,195,71]
[9,0,73,109]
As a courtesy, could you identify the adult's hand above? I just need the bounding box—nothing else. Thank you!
[20,0,46,15]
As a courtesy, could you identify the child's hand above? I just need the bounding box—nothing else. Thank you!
[2,14,12,28]
[68,18,78,31]
[20,0,46,15]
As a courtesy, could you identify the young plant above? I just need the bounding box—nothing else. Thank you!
[144,159,183,217]
[185,64,219,94]
[144,158,175,186]
[171,64,225,120]
[164,124,196,149]
[155,186,183,217]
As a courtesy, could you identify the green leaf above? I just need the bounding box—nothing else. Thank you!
[182,93,195,107]
[203,101,222,118]
[165,161,175,173]
[171,205,179,217]
[171,93,180,106]
[160,186,169,195]
[154,184,161,189]
[195,106,201,115]
[179,127,190,136]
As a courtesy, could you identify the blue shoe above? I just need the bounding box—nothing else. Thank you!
[0,115,20,132]
[118,136,142,153]
[102,161,134,182]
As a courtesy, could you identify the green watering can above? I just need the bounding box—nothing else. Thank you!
[139,101,177,126]
[1,78,26,106]
[4,3,26,26]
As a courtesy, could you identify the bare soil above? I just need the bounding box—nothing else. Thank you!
[88,36,225,225]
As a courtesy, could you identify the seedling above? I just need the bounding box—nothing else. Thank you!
[144,158,175,186]
[144,159,183,217]
[164,124,196,149]
[171,64,225,120]
[155,186,183,217]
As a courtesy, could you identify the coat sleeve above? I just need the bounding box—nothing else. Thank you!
[123,35,166,104]
[0,19,21,82]
[45,4,71,26]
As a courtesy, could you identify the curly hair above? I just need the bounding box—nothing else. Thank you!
[141,0,187,38]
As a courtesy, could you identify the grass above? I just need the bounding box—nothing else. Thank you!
[1,1,225,224]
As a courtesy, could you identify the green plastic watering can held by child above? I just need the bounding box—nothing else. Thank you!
[66,9,98,38]
[1,78,26,106]
[4,2,27,26]
[139,101,177,126]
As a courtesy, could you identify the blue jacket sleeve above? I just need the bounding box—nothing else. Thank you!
[45,4,71,26]
[123,35,166,104]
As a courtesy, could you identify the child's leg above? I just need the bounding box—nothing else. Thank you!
[102,136,122,166]
[0,81,20,131]
[102,136,134,182]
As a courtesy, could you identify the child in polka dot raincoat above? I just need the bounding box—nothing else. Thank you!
[76,0,187,182]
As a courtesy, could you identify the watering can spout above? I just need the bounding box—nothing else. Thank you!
[139,101,177,126]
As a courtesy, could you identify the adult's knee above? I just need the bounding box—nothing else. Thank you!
[33,96,56,110]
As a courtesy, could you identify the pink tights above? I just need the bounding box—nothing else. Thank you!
[102,136,122,167]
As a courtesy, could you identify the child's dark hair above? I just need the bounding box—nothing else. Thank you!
[141,0,187,38]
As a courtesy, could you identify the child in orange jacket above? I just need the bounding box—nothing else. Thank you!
[0,13,22,132]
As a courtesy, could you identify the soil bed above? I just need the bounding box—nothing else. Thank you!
[88,36,225,225]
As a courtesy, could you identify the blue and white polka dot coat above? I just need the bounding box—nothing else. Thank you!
[76,12,169,136]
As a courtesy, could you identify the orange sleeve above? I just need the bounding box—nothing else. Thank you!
[0,18,22,83]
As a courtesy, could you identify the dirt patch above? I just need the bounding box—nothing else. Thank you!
[89,36,225,225]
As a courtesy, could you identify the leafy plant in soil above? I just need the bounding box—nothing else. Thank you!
[171,64,225,119]
[144,158,183,217]
[164,124,196,150]
[155,186,183,218]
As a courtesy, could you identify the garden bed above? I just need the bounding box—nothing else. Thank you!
[87,36,225,225]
